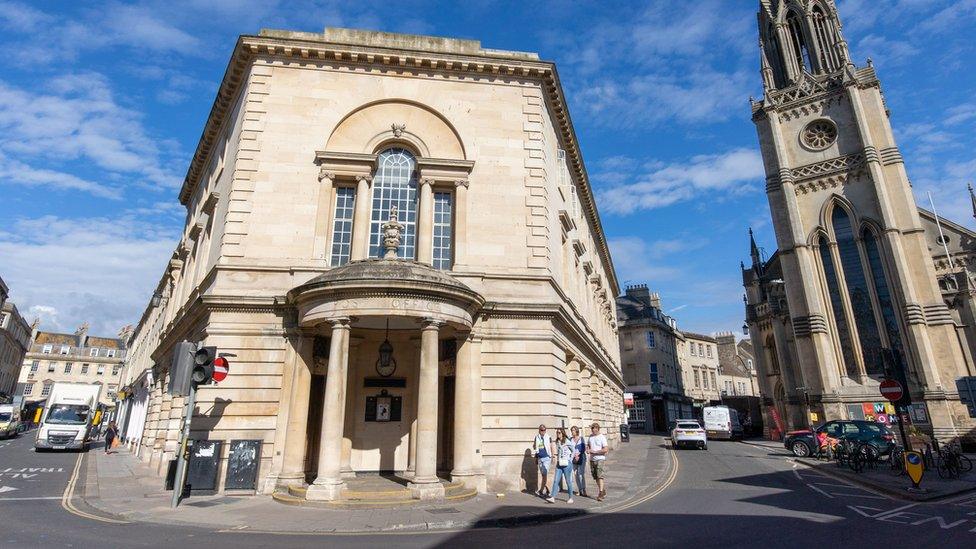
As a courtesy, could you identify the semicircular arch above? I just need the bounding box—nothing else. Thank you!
[326,99,467,160]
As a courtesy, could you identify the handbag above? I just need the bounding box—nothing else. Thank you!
[111,437,120,448]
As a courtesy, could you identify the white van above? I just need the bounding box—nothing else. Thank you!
[35,383,101,451]
[0,404,20,438]
[703,406,743,440]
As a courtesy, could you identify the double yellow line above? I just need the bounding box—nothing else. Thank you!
[61,452,130,524]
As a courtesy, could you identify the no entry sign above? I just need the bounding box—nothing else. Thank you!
[213,356,230,382]
[880,378,903,403]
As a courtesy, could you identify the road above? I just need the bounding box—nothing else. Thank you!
[2,431,975,547]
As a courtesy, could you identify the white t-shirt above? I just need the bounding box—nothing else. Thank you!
[588,434,608,461]
[534,433,553,458]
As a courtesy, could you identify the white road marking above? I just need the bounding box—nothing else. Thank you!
[807,484,835,498]
[0,486,17,494]
[0,496,64,501]
[831,493,887,500]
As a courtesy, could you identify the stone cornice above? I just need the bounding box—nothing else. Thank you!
[176,31,619,296]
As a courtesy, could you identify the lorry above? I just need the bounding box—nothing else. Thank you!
[703,405,744,440]
[35,383,102,451]
[0,404,21,438]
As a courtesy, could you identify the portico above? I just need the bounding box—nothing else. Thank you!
[285,246,485,500]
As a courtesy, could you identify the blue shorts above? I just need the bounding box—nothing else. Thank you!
[537,456,551,474]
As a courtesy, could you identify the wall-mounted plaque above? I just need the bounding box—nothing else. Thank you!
[365,389,402,422]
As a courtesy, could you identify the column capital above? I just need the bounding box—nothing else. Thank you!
[355,174,373,186]
[454,179,470,189]
[318,168,335,183]
[328,317,352,329]
[421,318,445,330]
[420,177,436,188]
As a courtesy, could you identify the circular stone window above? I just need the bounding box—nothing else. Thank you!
[801,119,838,150]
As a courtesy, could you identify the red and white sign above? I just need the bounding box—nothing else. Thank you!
[623,392,634,407]
[880,379,903,402]
[213,356,230,382]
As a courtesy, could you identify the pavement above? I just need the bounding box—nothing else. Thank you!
[80,433,677,533]
[6,430,976,547]
[742,437,976,501]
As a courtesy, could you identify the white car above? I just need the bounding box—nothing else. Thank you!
[671,420,707,450]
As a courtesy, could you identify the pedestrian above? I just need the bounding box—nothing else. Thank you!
[104,421,118,455]
[547,428,575,503]
[533,424,554,498]
[570,425,588,497]
[587,422,609,501]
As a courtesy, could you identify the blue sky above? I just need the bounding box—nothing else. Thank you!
[0,0,974,337]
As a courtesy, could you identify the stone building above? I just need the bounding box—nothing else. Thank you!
[121,27,624,500]
[715,332,760,398]
[616,285,692,432]
[16,323,127,406]
[0,275,8,311]
[744,0,976,444]
[681,332,722,408]
[0,302,31,400]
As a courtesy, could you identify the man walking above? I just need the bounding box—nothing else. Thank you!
[533,424,554,498]
[587,422,609,501]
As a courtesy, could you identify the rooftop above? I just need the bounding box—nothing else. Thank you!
[258,27,540,61]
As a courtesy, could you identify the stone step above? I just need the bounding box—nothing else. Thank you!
[274,479,477,509]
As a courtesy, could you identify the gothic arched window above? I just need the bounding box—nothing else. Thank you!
[863,229,905,357]
[764,23,787,88]
[818,234,857,376]
[832,208,884,375]
[786,12,813,74]
[811,4,835,72]
[369,148,418,259]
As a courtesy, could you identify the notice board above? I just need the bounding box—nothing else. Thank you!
[186,440,222,493]
[225,439,261,491]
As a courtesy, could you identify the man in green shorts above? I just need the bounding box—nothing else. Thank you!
[588,422,609,501]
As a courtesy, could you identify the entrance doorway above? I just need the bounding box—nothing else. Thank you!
[438,376,455,474]
[304,373,326,483]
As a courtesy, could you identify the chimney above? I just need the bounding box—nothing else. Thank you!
[649,292,661,309]
[75,321,90,348]
[625,284,651,305]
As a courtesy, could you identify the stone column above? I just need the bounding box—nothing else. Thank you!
[409,319,445,500]
[451,331,485,491]
[306,318,351,501]
[277,336,313,486]
[417,178,434,264]
[453,180,469,266]
[350,175,373,261]
[340,338,362,478]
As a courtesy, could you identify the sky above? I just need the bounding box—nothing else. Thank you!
[0,0,974,338]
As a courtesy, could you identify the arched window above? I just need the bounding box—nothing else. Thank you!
[764,23,787,88]
[811,5,835,72]
[863,230,904,356]
[818,234,858,376]
[369,148,418,259]
[786,12,813,74]
[832,208,884,375]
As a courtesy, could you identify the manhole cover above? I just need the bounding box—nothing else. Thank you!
[427,507,461,514]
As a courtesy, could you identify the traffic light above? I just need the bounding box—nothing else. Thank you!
[192,346,217,385]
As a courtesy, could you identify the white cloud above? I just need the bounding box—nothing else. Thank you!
[597,148,764,215]
[0,153,121,199]
[0,74,182,195]
[0,215,177,336]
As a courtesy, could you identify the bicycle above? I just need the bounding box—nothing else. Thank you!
[937,444,973,479]
[887,446,906,477]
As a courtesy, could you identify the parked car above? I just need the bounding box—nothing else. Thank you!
[0,404,21,439]
[784,420,896,458]
[671,420,707,450]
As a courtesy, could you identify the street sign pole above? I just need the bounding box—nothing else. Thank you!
[170,381,197,509]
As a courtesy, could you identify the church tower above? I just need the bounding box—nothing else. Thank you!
[751,0,971,442]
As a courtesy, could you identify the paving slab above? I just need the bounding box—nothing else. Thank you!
[81,434,676,533]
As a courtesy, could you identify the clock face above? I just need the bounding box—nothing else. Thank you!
[376,360,396,377]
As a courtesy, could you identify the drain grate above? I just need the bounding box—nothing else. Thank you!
[427,507,461,514]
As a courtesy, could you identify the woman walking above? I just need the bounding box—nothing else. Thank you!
[546,428,575,504]
[570,425,588,497]
[104,421,118,455]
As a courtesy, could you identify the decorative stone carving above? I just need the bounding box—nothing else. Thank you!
[391,123,406,137]
[801,119,838,150]
[381,205,404,259]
